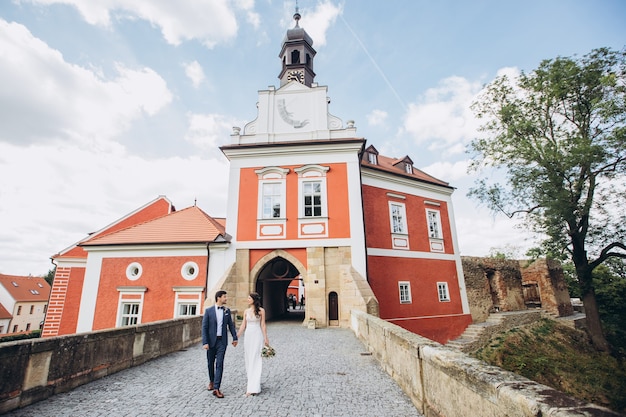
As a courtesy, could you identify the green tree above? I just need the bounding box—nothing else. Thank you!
[44,267,55,287]
[593,259,626,357]
[468,47,626,351]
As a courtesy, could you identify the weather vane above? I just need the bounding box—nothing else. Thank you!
[294,0,301,25]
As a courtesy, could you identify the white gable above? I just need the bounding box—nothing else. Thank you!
[232,82,356,145]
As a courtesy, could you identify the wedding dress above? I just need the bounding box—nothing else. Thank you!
[244,310,263,394]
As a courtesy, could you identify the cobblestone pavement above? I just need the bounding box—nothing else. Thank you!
[6,314,421,417]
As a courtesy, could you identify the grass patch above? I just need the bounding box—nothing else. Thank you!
[471,318,626,414]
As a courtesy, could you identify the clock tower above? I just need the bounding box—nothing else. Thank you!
[278,7,316,87]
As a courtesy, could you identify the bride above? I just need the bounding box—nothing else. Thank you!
[237,292,269,396]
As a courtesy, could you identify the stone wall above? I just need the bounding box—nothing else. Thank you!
[520,259,573,317]
[462,257,572,322]
[351,310,619,417]
[0,316,203,414]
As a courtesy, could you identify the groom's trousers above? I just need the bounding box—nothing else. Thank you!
[207,339,228,389]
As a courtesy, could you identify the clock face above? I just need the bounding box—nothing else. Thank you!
[287,70,304,83]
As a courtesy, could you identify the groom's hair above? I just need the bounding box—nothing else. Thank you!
[215,290,227,301]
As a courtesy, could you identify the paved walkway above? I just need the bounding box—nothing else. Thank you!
[6,314,421,417]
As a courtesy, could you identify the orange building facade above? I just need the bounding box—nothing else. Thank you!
[43,197,229,337]
[43,11,471,344]
[215,12,471,343]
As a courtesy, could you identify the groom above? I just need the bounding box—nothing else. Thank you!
[202,290,238,398]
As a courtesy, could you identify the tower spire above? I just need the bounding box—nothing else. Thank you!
[278,1,316,87]
[294,1,301,26]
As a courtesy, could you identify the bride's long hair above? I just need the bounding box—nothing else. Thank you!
[250,292,261,317]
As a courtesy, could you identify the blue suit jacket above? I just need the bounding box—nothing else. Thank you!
[202,305,238,348]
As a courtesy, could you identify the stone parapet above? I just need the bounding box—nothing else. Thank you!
[0,315,203,414]
[351,310,619,417]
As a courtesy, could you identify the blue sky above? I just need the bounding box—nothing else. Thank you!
[1,0,625,276]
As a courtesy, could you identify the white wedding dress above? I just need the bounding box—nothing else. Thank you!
[244,310,263,394]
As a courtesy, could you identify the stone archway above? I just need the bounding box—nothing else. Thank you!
[250,250,306,322]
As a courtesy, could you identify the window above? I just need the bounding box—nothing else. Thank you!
[427,209,443,239]
[291,49,300,64]
[368,152,377,164]
[405,163,413,174]
[30,289,39,295]
[126,262,143,281]
[12,325,18,333]
[399,282,412,304]
[389,202,407,234]
[256,167,288,223]
[116,287,146,327]
[438,282,450,302]
[26,323,31,331]
[120,303,140,326]
[262,182,283,218]
[173,286,203,318]
[29,305,34,314]
[17,306,22,315]
[303,181,322,217]
[295,165,329,238]
[178,303,197,316]
[181,262,200,281]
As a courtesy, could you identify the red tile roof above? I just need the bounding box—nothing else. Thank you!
[81,206,228,246]
[361,147,451,188]
[363,154,450,187]
[0,303,11,319]
[0,274,51,302]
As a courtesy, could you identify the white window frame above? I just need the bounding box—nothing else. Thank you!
[368,152,377,164]
[302,180,324,217]
[260,181,284,218]
[256,168,288,219]
[389,202,407,234]
[405,163,413,174]
[399,281,412,304]
[173,286,204,318]
[295,165,329,219]
[120,302,141,326]
[426,209,443,239]
[116,287,146,327]
[437,282,450,302]
[177,303,198,316]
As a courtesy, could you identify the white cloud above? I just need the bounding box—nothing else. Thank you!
[423,160,470,182]
[183,61,205,88]
[367,109,388,127]
[0,142,229,275]
[403,75,483,152]
[0,19,172,148]
[25,0,240,48]
[296,0,342,47]
[184,113,239,150]
[453,193,536,258]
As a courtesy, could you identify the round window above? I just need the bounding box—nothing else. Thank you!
[126,262,143,281]
[181,261,199,281]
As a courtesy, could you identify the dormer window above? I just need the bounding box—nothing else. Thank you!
[368,152,377,165]
[12,281,18,287]
[405,163,413,174]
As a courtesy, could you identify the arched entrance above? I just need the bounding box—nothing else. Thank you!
[254,256,304,322]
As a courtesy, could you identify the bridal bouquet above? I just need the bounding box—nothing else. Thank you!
[261,345,276,358]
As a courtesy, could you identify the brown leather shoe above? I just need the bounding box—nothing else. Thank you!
[207,382,214,390]
[213,389,224,398]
